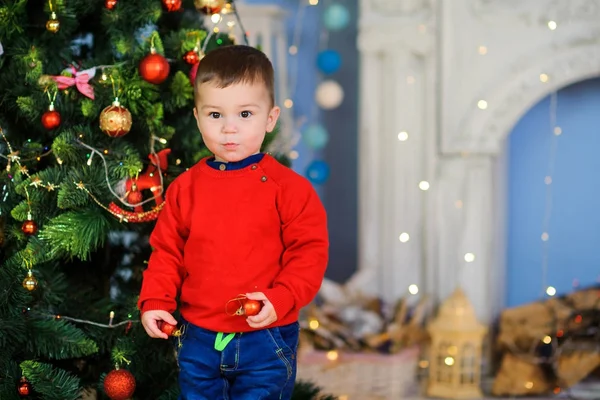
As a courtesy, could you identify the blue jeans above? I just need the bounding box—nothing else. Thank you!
[175,320,299,400]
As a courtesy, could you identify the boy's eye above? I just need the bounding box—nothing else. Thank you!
[240,111,252,118]
[209,112,221,118]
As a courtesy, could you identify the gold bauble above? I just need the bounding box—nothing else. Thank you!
[46,12,60,33]
[194,0,226,14]
[22,270,38,291]
[99,99,132,137]
[38,75,54,88]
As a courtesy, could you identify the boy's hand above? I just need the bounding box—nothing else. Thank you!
[245,292,278,329]
[141,310,178,339]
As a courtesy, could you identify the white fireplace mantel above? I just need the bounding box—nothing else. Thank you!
[357,0,600,322]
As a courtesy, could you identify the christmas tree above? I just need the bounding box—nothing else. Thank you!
[0,0,298,399]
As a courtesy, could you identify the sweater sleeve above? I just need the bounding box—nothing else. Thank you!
[137,180,189,314]
[263,177,329,320]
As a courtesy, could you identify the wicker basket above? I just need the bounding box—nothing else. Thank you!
[297,347,420,399]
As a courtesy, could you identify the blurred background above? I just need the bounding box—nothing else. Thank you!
[1,0,600,399]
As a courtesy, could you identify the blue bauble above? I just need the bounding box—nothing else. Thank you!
[323,3,350,31]
[317,50,341,74]
[303,124,329,150]
[306,160,330,185]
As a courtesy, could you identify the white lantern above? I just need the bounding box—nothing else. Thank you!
[426,288,487,399]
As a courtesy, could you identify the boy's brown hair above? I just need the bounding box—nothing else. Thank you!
[194,45,275,107]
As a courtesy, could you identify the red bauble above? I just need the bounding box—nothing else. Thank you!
[103,368,136,400]
[18,377,31,397]
[243,299,262,316]
[127,188,143,205]
[162,0,182,11]
[41,104,61,130]
[99,100,132,138]
[139,50,170,84]
[21,220,38,236]
[160,322,181,336]
[183,50,200,65]
[105,0,117,9]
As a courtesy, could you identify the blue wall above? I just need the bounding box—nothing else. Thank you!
[242,0,359,282]
[507,77,600,307]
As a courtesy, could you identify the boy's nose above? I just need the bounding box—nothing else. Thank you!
[222,119,237,133]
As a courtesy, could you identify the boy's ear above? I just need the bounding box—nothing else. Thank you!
[266,106,280,133]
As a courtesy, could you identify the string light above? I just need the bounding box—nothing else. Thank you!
[397,131,409,141]
[540,73,549,83]
[408,284,419,295]
[464,253,475,262]
[541,91,559,297]
[477,100,488,109]
[398,232,410,242]
[418,181,430,191]
[547,20,557,30]
[478,45,488,55]
[43,312,136,329]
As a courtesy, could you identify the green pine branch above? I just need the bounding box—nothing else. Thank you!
[26,318,98,360]
[168,71,195,111]
[0,0,27,40]
[20,360,81,400]
[38,209,116,260]
[292,381,338,400]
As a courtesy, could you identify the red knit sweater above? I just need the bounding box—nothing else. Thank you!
[138,155,329,333]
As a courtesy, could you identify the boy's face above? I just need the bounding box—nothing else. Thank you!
[193,81,280,163]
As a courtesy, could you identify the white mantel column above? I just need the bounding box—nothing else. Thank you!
[357,48,430,303]
[431,155,502,323]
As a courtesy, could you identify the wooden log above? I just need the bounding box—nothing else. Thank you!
[565,287,600,310]
[496,297,573,351]
[557,350,600,388]
[491,353,552,396]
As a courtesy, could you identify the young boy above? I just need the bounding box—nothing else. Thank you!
[138,45,329,399]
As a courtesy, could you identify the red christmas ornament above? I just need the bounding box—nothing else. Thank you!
[126,184,143,205]
[124,149,171,213]
[21,219,38,236]
[160,322,181,336]
[105,0,117,9]
[103,368,136,400]
[183,50,200,65]
[99,99,132,137]
[41,103,61,130]
[108,202,163,223]
[189,61,200,85]
[18,377,31,397]
[243,299,262,316]
[162,0,182,12]
[139,49,170,84]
